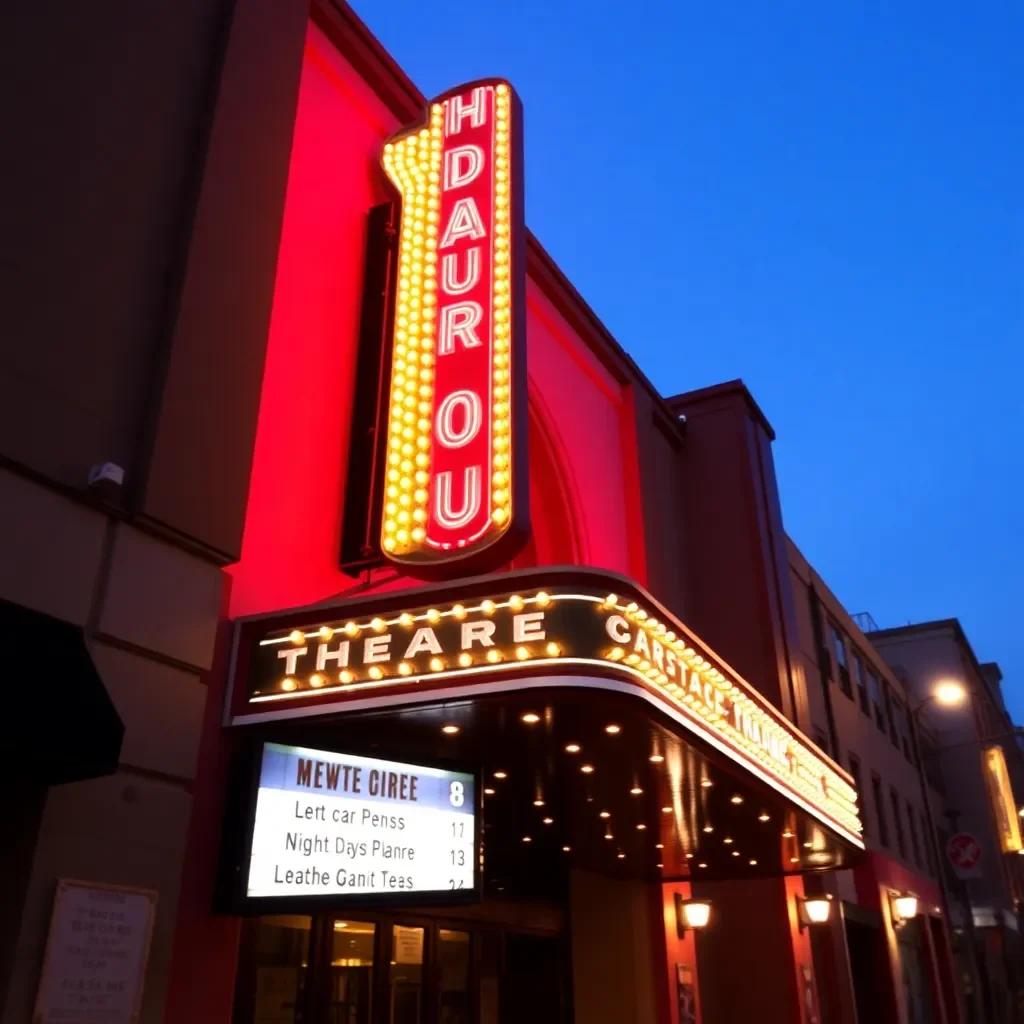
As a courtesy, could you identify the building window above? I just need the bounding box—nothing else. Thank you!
[853,653,870,714]
[906,799,923,868]
[890,787,907,858]
[849,754,868,836]
[921,812,936,876]
[830,624,852,697]
[814,727,831,757]
[885,683,900,746]
[872,775,889,847]
[867,670,885,730]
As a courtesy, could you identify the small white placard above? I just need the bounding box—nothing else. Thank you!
[32,879,157,1024]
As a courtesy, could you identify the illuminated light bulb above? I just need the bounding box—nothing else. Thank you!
[368,667,383,681]
[698,863,708,869]
[662,806,672,814]
[453,604,467,620]
[732,851,740,858]
[649,754,664,763]
[701,779,714,789]
[493,771,508,780]
[599,811,611,819]
[723,837,733,845]
[636,824,647,831]
[803,841,813,849]
[429,658,444,672]
[730,795,744,805]
[533,799,545,807]
[484,788,495,796]
[758,813,771,823]
[617,852,626,860]
[282,677,297,691]
[486,649,502,664]
[492,508,508,525]
[580,764,595,774]
[411,527,426,542]
[516,647,530,661]
[458,653,472,668]
[318,625,334,642]
[309,673,325,688]
[605,724,621,735]
[535,591,551,607]
[289,630,305,645]
[607,647,626,661]
[562,845,571,852]
[397,662,412,677]
[398,613,413,627]
[565,743,581,754]
[339,670,354,684]
[604,833,613,841]
[791,857,800,864]
[521,836,532,843]
[508,595,524,611]
[630,786,643,796]
[427,608,440,623]
[685,853,694,860]
[703,826,714,834]
[480,599,496,615]
[521,712,540,724]
[543,817,553,825]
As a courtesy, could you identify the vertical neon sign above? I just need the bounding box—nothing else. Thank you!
[379,80,528,575]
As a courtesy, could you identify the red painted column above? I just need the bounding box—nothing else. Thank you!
[661,882,702,1024]
[162,599,242,1024]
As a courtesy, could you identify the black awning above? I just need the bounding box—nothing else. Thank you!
[1,597,124,785]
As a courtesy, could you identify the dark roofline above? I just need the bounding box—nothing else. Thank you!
[665,379,776,441]
[313,0,685,441]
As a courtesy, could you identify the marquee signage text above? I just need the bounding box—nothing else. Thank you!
[378,79,528,574]
[233,578,862,846]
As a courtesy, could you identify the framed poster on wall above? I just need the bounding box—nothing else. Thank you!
[676,963,697,1024]
[32,879,157,1024]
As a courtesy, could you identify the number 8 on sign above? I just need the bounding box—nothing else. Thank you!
[449,780,465,807]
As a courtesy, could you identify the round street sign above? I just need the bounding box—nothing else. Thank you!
[947,832,982,874]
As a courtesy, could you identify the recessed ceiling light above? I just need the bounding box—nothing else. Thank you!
[581,764,595,774]
[782,829,794,838]
[617,852,626,859]
[698,862,707,869]
[484,788,495,796]
[565,743,581,754]
[604,832,613,840]
[662,806,672,814]
[630,786,643,795]
[703,825,714,834]
[521,712,540,724]
[542,817,553,825]
[533,799,545,807]
[649,754,664,763]
[700,779,713,788]
[562,845,571,852]
[636,823,647,831]
[758,813,770,822]
[732,850,740,857]
[605,724,621,735]
[723,837,733,845]
[657,862,663,868]
[335,922,348,929]
[655,843,664,850]
[522,836,532,843]
[790,856,800,864]
[599,811,611,819]
[730,795,744,805]
[749,859,758,866]
[494,771,508,779]
[685,853,694,859]
[441,725,460,735]
[803,841,813,849]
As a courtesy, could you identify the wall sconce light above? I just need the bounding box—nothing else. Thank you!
[797,895,833,930]
[675,895,713,937]
[890,892,919,927]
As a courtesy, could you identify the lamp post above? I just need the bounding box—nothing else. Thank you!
[907,681,974,1021]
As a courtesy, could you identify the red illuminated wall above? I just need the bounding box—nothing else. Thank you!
[228,24,646,620]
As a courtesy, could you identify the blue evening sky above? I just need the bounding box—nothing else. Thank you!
[354,1,1023,719]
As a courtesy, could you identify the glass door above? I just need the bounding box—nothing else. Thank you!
[388,923,427,1024]
[328,918,377,1024]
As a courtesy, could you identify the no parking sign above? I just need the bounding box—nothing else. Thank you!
[947,833,983,879]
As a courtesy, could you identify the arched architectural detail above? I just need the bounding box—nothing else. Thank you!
[512,382,588,569]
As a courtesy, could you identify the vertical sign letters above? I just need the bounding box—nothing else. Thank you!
[379,80,528,576]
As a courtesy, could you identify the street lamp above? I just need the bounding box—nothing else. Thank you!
[797,895,833,930]
[674,895,713,937]
[890,891,920,928]
[934,681,967,708]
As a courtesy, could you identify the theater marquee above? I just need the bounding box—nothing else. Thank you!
[227,570,863,847]
[376,79,529,575]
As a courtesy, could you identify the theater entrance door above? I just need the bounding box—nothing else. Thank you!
[232,911,568,1024]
